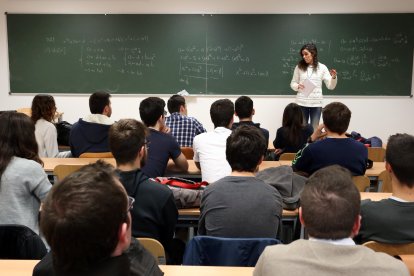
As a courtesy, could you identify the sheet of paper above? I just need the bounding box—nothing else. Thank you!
[300,79,317,97]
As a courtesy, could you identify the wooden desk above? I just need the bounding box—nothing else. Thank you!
[159,265,254,276]
[399,255,414,276]
[179,207,298,218]
[360,192,391,201]
[0,261,254,276]
[42,158,116,173]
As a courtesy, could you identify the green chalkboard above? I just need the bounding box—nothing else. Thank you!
[7,14,414,95]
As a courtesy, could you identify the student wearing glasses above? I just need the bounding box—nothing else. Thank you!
[33,161,163,276]
[139,97,188,178]
[109,119,179,264]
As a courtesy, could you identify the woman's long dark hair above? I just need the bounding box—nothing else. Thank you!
[31,94,56,123]
[282,103,305,147]
[298,43,319,71]
[0,112,43,182]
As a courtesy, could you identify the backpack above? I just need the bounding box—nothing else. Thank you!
[55,121,72,146]
[152,177,208,208]
[256,165,307,210]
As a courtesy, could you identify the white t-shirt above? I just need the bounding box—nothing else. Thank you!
[193,127,232,183]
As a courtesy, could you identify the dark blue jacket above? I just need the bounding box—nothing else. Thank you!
[69,119,111,157]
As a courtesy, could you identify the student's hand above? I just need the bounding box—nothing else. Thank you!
[330,69,337,79]
[274,148,283,155]
[310,123,327,142]
[161,125,171,134]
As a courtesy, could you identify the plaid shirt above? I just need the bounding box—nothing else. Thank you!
[165,112,207,147]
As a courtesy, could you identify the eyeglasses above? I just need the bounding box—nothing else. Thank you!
[163,110,167,116]
[144,140,150,150]
[127,196,135,212]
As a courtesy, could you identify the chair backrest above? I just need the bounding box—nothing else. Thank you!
[16,107,32,117]
[378,170,393,192]
[0,224,47,259]
[352,175,371,192]
[79,152,114,158]
[54,164,85,182]
[137,238,166,265]
[181,147,194,160]
[363,241,414,256]
[183,236,280,266]
[279,153,296,161]
[367,147,386,162]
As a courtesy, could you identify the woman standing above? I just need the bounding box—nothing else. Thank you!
[31,94,70,157]
[0,112,51,234]
[273,103,313,160]
[290,43,337,129]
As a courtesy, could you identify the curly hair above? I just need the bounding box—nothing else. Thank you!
[31,94,56,123]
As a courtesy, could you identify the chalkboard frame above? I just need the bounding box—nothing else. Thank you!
[6,13,414,96]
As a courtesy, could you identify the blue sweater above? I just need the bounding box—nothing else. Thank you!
[292,138,368,176]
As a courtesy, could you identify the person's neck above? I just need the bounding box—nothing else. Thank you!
[148,123,161,131]
[239,117,253,122]
[326,131,348,138]
[117,162,140,172]
[231,171,255,177]
[392,181,414,202]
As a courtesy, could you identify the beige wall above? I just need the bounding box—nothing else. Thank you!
[0,0,413,142]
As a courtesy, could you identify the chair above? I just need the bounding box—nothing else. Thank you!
[182,236,280,266]
[378,170,392,192]
[79,152,114,158]
[181,147,194,160]
[352,175,371,192]
[363,241,414,257]
[54,164,85,182]
[279,153,296,161]
[367,147,385,162]
[0,224,47,259]
[137,238,166,265]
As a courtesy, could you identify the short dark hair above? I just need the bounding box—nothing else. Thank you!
[167,95,186,114]
[89,91,111,114]
[301,165,360,239]
[31,94,56,123]
[386,133,414,188]
[226,125,267,172]
[109,119,148,165]
[40,161,127,272]
[235,96,253,119]
[210,99,234,128]
[139,97,165,127]
[322,102,351,134]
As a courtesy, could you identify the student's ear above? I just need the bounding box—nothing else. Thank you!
[252,108,255,116]
[351,215,361,238]
[385,162,393,174]
[299,207,305,227]
[112,221,130,256]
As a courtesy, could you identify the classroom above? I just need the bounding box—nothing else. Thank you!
[1,0,414,274]
[0,0,413,143]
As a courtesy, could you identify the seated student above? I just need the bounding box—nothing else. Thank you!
[198,125,283,238]
[69,91,113,157]
[357,133,414,244]
[33,161,163,276]
[0,112,51,235]
[31,94,71,158]
[109,119,178,263]
[254,165,409,276]
[292,102,367,176]
[193,99,234,183]
[273,103,313,159]
[232,96,269,146]
[165,94,206,147]
[139,97,188,178]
